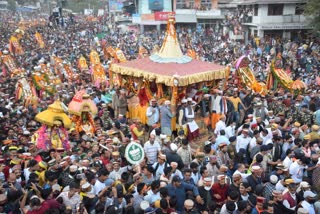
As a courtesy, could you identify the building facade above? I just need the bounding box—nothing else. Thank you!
[236,0,310,40]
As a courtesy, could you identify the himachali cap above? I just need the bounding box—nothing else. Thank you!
[285,178,295,186]
[69,165,78,172]
[81,182,91,190]
[219,142,227,148]
[63,156,71,161]
[181,98,187,103]
[300,181,310,188]
[252,165,261,171]
[204,177,212,182]
[48,159,56,167]
[217,175,226,180]
[160,134,167,139]
[9,146,18,151]
[210,155,217,160]
[303,190,316,198]
[12,164,21,172]
[39,161,48,170]
[303,135,311,140]
[294,122,301,127]
[312,125,319,131]
[184,199,194,207]
[242,129,249,133]
[56,148,64,153]
[112,151,120,156]
[272,190,282,196]
[256,197,265,204]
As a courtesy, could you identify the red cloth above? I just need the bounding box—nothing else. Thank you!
[282,192,297,208]
[187,125,199,141]
[113,58,225,78]
[27,201,50,214]
[211,183,229,206]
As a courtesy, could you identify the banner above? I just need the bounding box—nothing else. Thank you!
[149,0,163,11]
[154,12,174,21]
[141,14,155,21]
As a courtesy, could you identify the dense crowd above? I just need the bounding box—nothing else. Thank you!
[0,9,319,214]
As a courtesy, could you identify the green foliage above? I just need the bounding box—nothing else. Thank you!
[304,0,320,35]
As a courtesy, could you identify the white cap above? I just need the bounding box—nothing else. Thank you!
[204,177,212,182]
[303,190,316,198]
[270,175,278,184]
[170,143,178,152]
[140,200,150,210]
[81,182,90,189]
[181,99,187,103]
[160,134,167,139]
[300,181,310,188]
[69,165,78,172]
[23,131,30,135]
[252,165,261,171]
[170,162,178,167]
[52,184,61,192]
[204,94,211,98]
[187,98,192,102]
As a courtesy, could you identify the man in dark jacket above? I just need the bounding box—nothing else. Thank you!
[165,143,184,170]
[166,176,203,213]
[272,190,295,214]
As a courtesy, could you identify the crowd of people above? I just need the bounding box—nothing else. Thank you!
[0,9,319,214]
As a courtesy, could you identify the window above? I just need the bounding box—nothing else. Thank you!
[267,4,283,16]
[295,3,305,15]
[254,30,258,37]
[254,4,258,16]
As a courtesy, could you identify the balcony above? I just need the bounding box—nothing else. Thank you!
[250,14,306,24]
[282,14,306,23]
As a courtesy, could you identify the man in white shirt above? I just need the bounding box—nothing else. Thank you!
[289,158,307,183]
[225,122,236,139]
[214,115,226,136]
[301,191,317,214]
[144,180,161,204]
[146,98,159,133]
[23,159,39,183]
[249,130,260,150]
[57,182,81,208]
[236,129,251,152]
[152,154,169,180]
[283,149,293,169]
[93,168,108,194]
[144,134,161,165]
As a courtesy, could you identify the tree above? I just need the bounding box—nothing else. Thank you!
[304,0,320,35]
[7,0,16,12]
